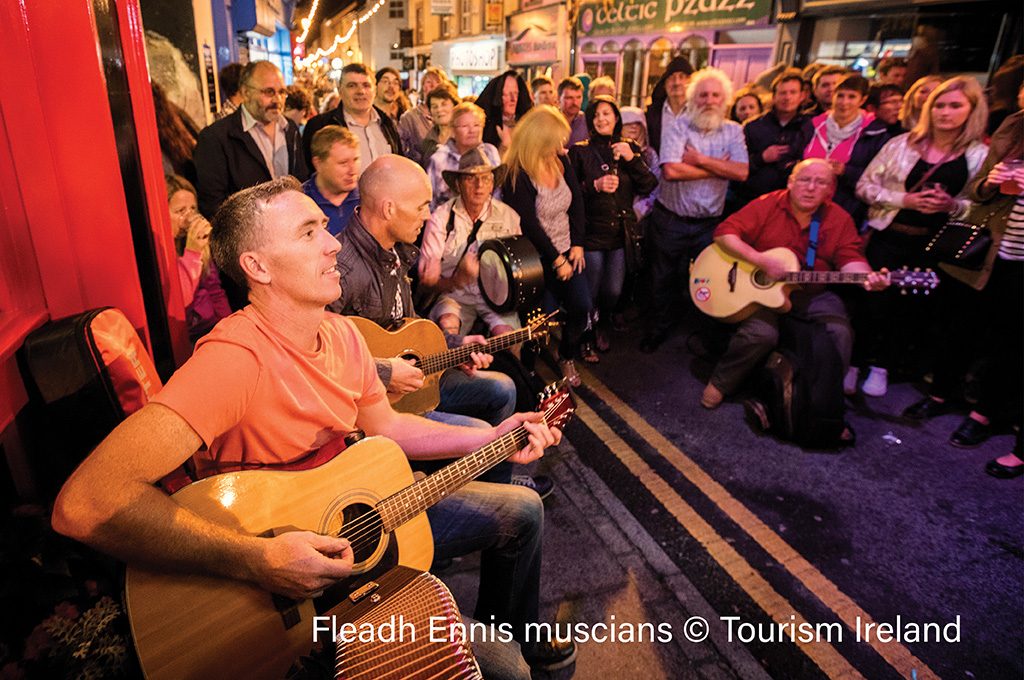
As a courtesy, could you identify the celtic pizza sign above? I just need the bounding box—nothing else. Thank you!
[578,0,770,36]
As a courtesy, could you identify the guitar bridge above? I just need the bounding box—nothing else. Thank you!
[728,261,738,292]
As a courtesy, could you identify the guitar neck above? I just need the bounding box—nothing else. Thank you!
[417,327,532,376]
[376,425,533,531]
[782,271,872,285]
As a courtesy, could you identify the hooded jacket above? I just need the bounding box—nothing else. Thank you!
[569,98,658,250]
[478,71,533,149]
[645,56,694,155]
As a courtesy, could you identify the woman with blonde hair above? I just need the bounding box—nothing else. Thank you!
[502,105,591,385]
[900,75,943,131]
[852,76,989,398]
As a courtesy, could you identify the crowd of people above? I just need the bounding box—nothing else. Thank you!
[154,54,1023,479]
[54,52,1021,677]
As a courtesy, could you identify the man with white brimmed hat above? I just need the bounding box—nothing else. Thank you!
[420,146,521,338]
[420,148,556,501]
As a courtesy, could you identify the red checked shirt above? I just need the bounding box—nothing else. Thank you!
[714,190,867,272]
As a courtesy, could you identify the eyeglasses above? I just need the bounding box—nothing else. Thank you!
[792,177,832,188]
[250,87,288,98]
[459,175,494,185]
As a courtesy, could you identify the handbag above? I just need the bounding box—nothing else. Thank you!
[925,211,993,271]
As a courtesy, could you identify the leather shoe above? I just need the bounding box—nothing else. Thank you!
[985,456,1024,479]
[902,396,955,421]
[950,417,991,448]
[523,636,577,672]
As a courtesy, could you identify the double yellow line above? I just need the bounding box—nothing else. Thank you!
[555,364,938,680]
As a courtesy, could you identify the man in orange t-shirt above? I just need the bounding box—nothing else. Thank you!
[52,177,575,674]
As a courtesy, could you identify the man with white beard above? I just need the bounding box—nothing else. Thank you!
[641,67,749,352]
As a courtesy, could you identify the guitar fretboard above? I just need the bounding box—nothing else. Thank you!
[782,271,874,284]
[375,424,534,531]
[416,327,532,376]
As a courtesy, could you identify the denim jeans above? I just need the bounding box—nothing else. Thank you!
[648,203,718,336]
[584,248,626,320]
[438,368,517,426]
[428,481,544,644]
[541,267,593,360]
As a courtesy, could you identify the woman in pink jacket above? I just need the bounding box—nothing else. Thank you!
[167,175,231,343]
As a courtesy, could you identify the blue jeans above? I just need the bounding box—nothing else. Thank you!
[584,248,626,319]
[541,267,593,360]
[438,368,516,426]
[648,203,718,336]
[428,481,544,644]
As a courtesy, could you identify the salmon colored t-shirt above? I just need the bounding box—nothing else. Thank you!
[153,306,386,478]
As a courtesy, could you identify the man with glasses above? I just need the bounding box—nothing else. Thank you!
[374,66,407,124]
[700,159,888,409]
[302,63,401,169]
[194,60,309,218]
[425,102,500,210]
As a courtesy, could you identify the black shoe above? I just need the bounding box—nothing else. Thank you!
[639,332,667,353]
[902,396,955,421]
[511,474,554,500]
[523,637,577,672]
[985,456,1024,479]
[950,417,992,448]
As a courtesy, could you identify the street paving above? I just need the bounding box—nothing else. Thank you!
[445,321,1023,679]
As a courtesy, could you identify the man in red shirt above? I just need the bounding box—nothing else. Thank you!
[701,158,888,408]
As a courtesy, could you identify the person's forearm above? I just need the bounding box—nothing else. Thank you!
[662,162,712,181]
[379,412,497,459]
[700,157,748,181]
[715,233,763,264]
[840,261,872,274]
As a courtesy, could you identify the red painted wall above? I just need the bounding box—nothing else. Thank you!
[0,0,188,444]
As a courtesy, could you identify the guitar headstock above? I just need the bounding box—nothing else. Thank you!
[525,310,560,340]
[537,380,576,430]
[892,267,940,295]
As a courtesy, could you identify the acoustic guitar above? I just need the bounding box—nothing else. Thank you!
[689,243,939,322]
[124,382,575,680]
[349,311,557,415]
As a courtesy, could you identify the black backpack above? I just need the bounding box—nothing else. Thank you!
[745,315,847,448]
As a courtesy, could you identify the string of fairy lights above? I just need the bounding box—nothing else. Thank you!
[293,0,387,71]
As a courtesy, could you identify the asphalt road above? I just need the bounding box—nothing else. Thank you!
[546,320,1023,680]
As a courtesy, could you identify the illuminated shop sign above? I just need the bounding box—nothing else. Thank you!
[578,0,770,36]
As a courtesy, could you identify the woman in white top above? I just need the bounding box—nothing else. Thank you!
[852,76,988,399]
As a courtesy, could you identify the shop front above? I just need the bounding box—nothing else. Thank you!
[432,36,507,96]
[507,2,569,84]
[575,0,779,107]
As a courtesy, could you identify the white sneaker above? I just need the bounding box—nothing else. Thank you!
[843,366,860,396]
[862,366,888,397]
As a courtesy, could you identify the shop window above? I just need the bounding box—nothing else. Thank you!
[460,0,472,33]
[580,42,597,54]
[621,40,644,107]
[440,15,452,39]
[645,38,675,99]
[679,35,709,70]
[601,41,620,54]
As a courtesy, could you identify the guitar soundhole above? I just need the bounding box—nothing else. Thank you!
[339,503,384,564]
[751,269,774,288]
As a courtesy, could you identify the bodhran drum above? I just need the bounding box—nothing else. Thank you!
[477,236,544,313]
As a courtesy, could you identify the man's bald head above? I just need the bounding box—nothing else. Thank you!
[358,155,433,247]
[359,155,430,213]
[790,158,836,185]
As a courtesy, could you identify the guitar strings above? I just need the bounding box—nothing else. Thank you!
[328,424,538,554]
[326,401,566,557]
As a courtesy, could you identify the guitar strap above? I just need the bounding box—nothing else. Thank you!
[805,207,824,270]
[446,204,485,272]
